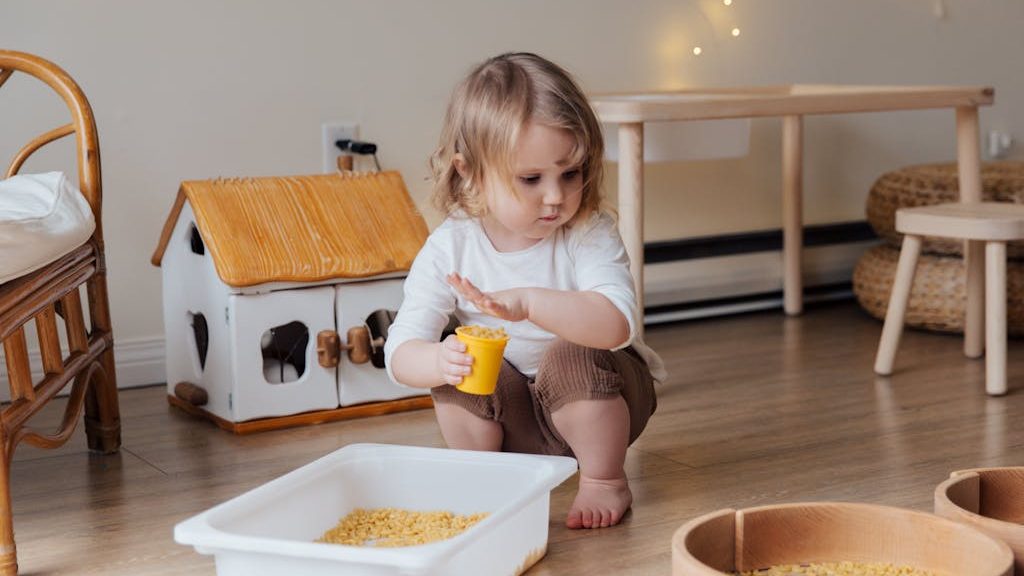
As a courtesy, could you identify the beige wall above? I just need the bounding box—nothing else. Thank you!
[1,0,1021,350]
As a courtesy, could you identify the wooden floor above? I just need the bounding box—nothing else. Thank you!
[9,300,1024,575]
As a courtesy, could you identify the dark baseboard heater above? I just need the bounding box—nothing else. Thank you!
[642,221,878,325]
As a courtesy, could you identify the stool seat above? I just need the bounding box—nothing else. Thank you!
[897,202,1024,241]
[876,201,1024,396]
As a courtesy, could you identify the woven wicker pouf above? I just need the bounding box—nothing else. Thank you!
[867,161,1024,257]
[854,244,1024,336]
[856,162,1024,335]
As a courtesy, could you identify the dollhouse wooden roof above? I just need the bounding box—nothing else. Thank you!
[151,171,429,287]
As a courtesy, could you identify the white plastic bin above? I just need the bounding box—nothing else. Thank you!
[174,444,578,576]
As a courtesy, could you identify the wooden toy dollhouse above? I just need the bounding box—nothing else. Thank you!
[151,171,432,433]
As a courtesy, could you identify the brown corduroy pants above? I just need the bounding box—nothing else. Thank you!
[431,339,657,457]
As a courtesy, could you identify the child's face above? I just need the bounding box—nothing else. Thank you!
[482,122,584,249]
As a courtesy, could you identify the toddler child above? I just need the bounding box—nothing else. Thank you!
[384,52,666,529]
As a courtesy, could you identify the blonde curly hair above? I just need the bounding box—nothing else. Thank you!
[429,53,604,226]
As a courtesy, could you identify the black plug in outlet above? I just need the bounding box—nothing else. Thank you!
[335,139,378,155]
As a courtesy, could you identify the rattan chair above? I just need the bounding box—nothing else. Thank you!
[874,202,1024,396]
[0,50,121,574]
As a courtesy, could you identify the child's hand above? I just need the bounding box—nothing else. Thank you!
[447,273,529,322]
[437,334,474,386]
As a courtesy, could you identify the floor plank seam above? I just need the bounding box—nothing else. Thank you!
[631,447,700,472]
[122,446,170,476]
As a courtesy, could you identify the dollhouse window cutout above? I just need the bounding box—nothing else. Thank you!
[188,223,205,256]
[261,321,309,384]
[189,312,209,372]
[363,309,397,369]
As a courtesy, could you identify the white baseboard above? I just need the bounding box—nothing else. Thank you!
[109,336,167,388]
[0,336,165,401]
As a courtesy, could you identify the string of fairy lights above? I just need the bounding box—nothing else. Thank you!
[691,0,949,56]
[692,0,740,56]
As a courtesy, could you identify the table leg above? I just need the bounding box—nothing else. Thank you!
[782,115,804,316]
[618,122,645,334]
[957,105,984,358]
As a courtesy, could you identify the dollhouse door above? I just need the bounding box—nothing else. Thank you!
[228,286,339,421]
[335,277,428,406]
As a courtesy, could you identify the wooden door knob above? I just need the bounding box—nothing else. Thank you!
[344,326,372,364]
[317,330,341,368]
[316,327,380,366]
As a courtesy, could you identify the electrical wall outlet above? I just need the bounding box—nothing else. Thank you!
[987,130,1013,159]
[322,123,359,173]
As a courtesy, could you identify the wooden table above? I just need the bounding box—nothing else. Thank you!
[593,85,994,347]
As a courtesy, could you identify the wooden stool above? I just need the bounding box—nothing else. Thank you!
[875,202,1024,396]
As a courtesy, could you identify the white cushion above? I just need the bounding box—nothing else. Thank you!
[0,172,96,284]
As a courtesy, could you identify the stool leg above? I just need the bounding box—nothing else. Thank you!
[965,240,986,359]
[986,241,1007,396]
[875,235,922,375]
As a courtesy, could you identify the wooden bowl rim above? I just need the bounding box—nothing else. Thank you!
[673,501,1014,576]
[935,467,1024,530]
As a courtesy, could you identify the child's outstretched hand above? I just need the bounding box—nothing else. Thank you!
[446,273,529,322]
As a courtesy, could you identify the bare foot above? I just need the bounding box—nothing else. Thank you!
[565,475,632,529]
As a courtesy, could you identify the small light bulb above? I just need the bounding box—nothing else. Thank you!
[723,0,732,5]
[731,27,740,37]
[692,46,703,56]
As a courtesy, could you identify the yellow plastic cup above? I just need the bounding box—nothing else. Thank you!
[454,326,509,395]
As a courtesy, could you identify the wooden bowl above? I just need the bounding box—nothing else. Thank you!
[935,467,1024,573]
[672,501,1013,575]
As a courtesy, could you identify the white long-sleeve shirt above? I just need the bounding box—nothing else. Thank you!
[384,211,666,384]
